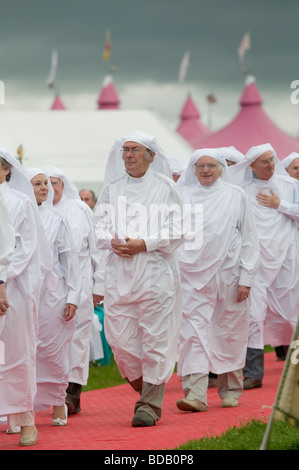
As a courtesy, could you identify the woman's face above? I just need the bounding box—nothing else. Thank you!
[31,173,49,206]
[0,160,10,184]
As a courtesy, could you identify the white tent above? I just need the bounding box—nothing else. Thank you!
[0,109,193,195]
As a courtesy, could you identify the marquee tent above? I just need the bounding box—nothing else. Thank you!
[0,108,193,195]
[192,76,299,159]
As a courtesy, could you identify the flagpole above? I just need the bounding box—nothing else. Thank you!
[260,318,299,449]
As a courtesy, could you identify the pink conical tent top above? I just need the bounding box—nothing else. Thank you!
[97,76,120,110]
[192,76,299,159]
[176,95,210,147]
[50,95,66,110]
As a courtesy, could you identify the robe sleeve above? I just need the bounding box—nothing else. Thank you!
[144,184,187,254]
[276,178,299,223]
[6,198,38,281]
[56,218,82,307]
[0,194,15,282]
[238,191,260,287]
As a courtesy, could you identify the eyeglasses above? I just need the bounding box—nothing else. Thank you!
[122,147,147,156]
[257,157,275,166]
[195,163,218,169]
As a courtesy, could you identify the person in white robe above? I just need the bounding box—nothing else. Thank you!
[0,148,52,446]
[93,130,186,427]
[282,152,299,180]
[42,164,101,415]
[168,155,187,182]
[176,148,259,411]
[229,143,299,389]
[218,146,244,166]
[27,168,82,426]
[0,189,14,379]
[0,191,14,320]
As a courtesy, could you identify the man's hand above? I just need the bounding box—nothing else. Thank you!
[93,294,104,308]
[64,303,77,321]
[256,190,280,209]
[237,285,251,303]
[111,238,146,258]
[0,284,9,315]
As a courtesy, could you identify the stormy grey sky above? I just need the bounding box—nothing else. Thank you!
[1,0,299,134]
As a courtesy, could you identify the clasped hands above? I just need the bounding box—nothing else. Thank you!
[111,237,146,258]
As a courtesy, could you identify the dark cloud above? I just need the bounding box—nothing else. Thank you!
[0,0,299,135]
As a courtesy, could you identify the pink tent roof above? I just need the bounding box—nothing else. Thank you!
[97,77,120,110]
[192,77,299,159]
[50,95,66,110]
[176,95,210,147]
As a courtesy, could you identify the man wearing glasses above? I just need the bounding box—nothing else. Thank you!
[229,144,299,389]
[93,130,186,427]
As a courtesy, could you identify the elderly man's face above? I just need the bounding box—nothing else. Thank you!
[195,156,222,187]
[50,177,64,205]
[80,189,96,209]
[122,141,154,178]
[250,151,275,180]
[287,157,299,180]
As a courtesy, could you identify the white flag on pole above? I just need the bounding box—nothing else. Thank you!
[238,32,250,64]
[178,50,190,83]
[46,49,58,88]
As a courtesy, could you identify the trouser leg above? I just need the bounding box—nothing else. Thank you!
[134,381,165,421]
[243,347,264,381]
[218,370,243,399]
[7,411,35,431]
[66,382,82,415]
[127,376,143,394]
[182,373,209,405]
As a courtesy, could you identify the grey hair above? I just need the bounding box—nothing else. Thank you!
[144,148,154,161]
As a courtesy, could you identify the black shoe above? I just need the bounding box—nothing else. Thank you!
[66,382,82,415]
[243,377,262,390]
[132,410,156,427]
[66,395,81,415]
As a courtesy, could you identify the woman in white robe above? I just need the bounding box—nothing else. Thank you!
[27,168,81,426]
[0,148,46,446]
[176,148,259,411]
[229,143,299,387]
[0,191,14,336]
[42,165,101,415]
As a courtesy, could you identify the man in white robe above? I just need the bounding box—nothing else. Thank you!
[0,148,51,446]
[27,168,82,425]
[282,152,299,180]
[229,143,299,389]
[93,130,186,427]
[218,146,244,166]
[176,149,259,411]
[42,165,101,415]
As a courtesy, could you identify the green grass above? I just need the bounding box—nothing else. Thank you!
[83,356,126,391]
[174,419,299,450]
[83,351,299,450]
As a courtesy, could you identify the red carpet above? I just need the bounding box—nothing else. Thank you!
[0,352,284,450]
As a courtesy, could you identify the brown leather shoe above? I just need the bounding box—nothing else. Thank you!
[243,378,262,390]
[176,398,208,412]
